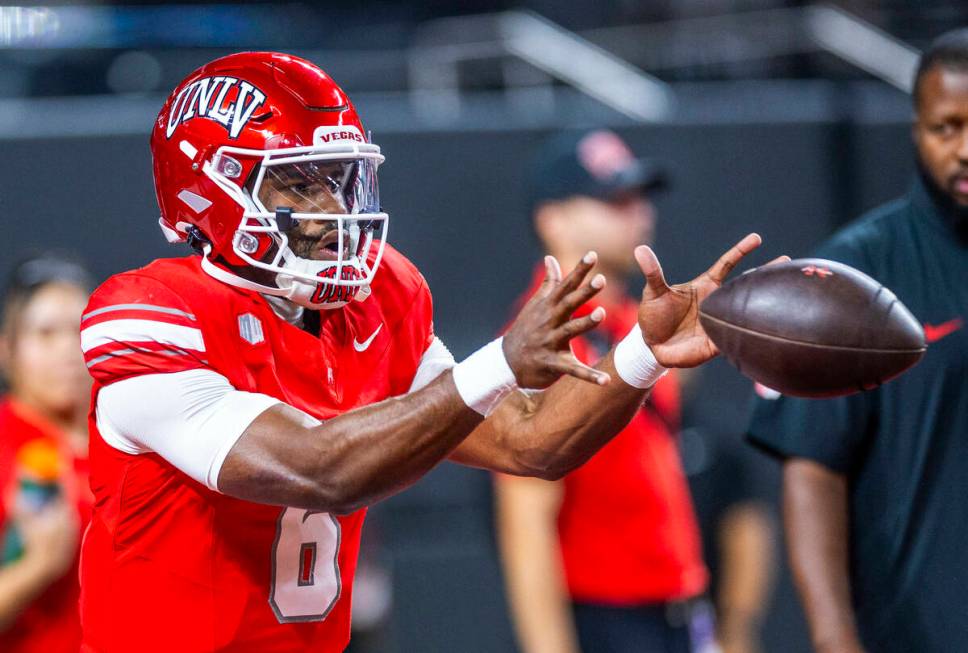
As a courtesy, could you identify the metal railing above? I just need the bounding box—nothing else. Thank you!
[406,4,921,123]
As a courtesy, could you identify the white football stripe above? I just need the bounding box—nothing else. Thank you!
[81,319,206,354]
[82,303,196,321]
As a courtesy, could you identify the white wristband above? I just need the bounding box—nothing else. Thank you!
[452,337,519,416]
[614,324,667,389]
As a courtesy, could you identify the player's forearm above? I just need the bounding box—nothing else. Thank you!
[784,459,864,652]
[477,352,649,479]
[521,352,649,476]
[221,370,482,513]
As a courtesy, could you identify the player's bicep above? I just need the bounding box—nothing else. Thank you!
[96,369,281,490]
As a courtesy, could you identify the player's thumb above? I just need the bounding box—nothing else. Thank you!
[635,246,667,299]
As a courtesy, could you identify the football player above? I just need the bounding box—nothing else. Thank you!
[78,52,764,652]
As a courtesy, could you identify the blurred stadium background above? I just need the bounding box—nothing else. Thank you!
[0,1,963,651]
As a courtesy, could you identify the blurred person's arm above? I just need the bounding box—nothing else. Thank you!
[0,500,78,631]
[716,502,774,653]
[495,476,581,653]
[784,459,867,653]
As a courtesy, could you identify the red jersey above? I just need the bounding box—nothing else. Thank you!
[0,399,92,653]
[512,271,707,604]
[79,246,433,653]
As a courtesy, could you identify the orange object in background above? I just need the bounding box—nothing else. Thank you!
[17,439,64,483]
[2,438,64,564]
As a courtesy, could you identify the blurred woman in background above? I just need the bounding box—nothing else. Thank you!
[0,255,93,653]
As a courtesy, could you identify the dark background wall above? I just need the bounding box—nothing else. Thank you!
[0,119,915,652]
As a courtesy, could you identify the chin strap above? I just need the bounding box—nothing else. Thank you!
[199,244,286,296]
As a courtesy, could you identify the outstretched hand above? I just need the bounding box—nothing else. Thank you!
[636,234,788,368]
[503,252,610,389]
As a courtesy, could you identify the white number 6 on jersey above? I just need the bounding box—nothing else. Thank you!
[269,507,341,622]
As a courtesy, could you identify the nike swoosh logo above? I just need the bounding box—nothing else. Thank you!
[353,324,383,352]
[924,318,963,344]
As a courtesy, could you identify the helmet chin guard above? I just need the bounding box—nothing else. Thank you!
[273,244,374,310]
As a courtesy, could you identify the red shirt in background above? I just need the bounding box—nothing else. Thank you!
[0,398,92,653]
[512,269,707,605]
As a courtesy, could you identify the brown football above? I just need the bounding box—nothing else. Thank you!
[698,258,926,398]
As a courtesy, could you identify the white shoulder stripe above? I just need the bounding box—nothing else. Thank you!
[81,319,206,354]
[82,304,196,321]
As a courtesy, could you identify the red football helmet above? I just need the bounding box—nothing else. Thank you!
[151,52,388,309]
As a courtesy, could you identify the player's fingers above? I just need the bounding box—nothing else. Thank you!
[556,274,606,319]
[552,353,611,386]
[538,255,562,297]
[635,246,670,300]
[705,233,762,283]
[552,307,606,341]
[551,251,597,301]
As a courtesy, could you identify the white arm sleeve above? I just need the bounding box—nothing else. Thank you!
[95,369,286,492]
[407,336,456,393]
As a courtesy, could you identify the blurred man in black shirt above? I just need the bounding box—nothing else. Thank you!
[748,28,968,653]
